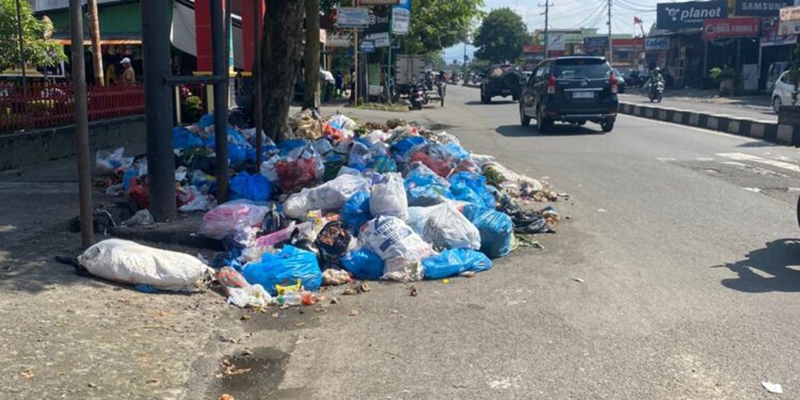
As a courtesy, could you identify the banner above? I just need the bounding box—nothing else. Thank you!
[644,37,669,50]
[702,17,760,40]
[392,7,410,34]
[657,1,727,31]
[327,31,353,47]
[779,6,800,34]
[583,36,609,47]
[337,7,369,28]
[736,0,792,17]
[548,33,565,51]
[367,32,390,48]
[761,27,798,46]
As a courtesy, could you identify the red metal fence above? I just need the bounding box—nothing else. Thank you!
[0,83,145,134]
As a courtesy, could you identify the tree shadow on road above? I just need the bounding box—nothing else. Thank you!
[496,124,600,137]
[714,239,800,293]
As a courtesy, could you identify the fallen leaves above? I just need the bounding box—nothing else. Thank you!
[222,359,251,376]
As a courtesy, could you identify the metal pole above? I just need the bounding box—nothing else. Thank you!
[69,0,94,249]
[254,0,264,170]
[88,0,104,86]
[212,0,230,202]
[141,0,177,221]
[15,0,28,101]
[544,2,549,58]
[608,0,613,64]
[387,5,393,104]
[354,29,359,105]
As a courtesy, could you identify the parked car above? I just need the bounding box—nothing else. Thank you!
[480,64,524,103]
[772,70,795,113]
[767,62,789,94]
[520,56,619,133]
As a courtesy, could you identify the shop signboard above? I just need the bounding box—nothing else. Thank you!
[779,6,800,35]
[657,1,727,31]
[761,26,798,46]
[645,37,669,50]
[583,36,609,47]
[548,33,565,51]
[337,7,369,28]
[735,0,792,17]
[366,32,390,48]
[327,32,353,47]
[702,17,760,40]
[392,7,410,34]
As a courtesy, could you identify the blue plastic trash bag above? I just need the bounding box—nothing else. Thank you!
[449,172,495,208]
[279,139,308,156]
[198,114,215,128]
[230,172,272,202]
[227,127,245,145]
[173,127,205,150]
[243,245,322,295]
[341,248,384,280]
[405,181,452,207]
[444,143,470,161]
[349,141,371,171]
[422,248,493,280]
[228,143,247,164]
[390,136,427,157]
[340,190,371,230]
[462,204,514,258]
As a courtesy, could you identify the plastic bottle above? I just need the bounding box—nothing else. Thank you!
[301,291,318,306]
[282,291,302,306]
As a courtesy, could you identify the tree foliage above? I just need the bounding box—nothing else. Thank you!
[401,0,484,55]
[0,0,66,70]
[473,8,529,64]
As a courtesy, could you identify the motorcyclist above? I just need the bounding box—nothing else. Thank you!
[646,67,665,97]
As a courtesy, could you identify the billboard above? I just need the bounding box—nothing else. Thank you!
[392,7,410,34]
[735,0,792,17]
[583,36,609,47]
[547,33,565,51]
[657,1,727,30]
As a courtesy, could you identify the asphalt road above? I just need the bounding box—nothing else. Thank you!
[185,86,800,399]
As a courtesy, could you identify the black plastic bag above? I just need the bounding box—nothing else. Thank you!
[315,221,352,268]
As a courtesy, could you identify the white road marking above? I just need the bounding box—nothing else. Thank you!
[656,157,676,162]
[717,152,800,173]
[696,157,715,161]
[743,187,762,193]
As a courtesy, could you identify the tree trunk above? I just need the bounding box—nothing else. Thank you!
[262,0,305,142]
[88,0,104,86]
[303,0,321,110]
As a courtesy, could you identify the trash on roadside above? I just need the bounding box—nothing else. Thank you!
[122,209,155,228]
[77,239,213,292]
[360,216,433,282]
[407,202,480,251]
[761,381,783,394]
[242,245,322,295]
[422,248,493,280]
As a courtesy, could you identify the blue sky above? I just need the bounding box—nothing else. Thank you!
[443,0,661,63]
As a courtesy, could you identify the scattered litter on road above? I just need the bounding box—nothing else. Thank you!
[571,277,585,283]
[348,309,359,317]
[762,381,783,394]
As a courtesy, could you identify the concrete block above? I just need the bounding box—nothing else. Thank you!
[777,124,794,144]
[750,122,766,138]
[707,116,719,130]
[688,113,700,126]
[658,109,668,120]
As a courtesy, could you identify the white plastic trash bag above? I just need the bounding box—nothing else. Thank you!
[370,173,409,220]
[284,174,371,219]
[407,202,480,250]
[227,284,272,308]
[77,239,213,291]
[360,216,433,282]
[96,147,133,175]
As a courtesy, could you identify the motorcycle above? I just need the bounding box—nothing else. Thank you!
[409,81,428,110]
[649,81,664,103]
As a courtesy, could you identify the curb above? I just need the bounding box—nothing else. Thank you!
[618,102,800,146]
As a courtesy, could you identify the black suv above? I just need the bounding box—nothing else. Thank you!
[520,57,619,133]
[480,64,524,103]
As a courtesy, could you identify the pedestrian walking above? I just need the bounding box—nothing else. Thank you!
[121,58,136,85]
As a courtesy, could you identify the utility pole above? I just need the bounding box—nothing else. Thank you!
[14,0,27,100]
[539,2,553,58]
[88,0,104,86]
[69,0,94,249]
[607,0,613,65]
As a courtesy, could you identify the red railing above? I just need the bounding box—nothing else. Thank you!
[0,82,145,134]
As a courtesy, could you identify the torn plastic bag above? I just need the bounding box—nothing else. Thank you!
[360,216,433,281]
[368,155,397,173]
[77,239,213,292]
[314,221,352,265]
[227,284,272,308]
[96,147,132,175]
[198,202,270,240]
[497,196,555,234]
[341,248,384,280]
[230,172,272,202]
[406,202,480,250]
[422,249,493,280]
[370,173,409,220]
[242,245,322,295]
[340,190,371,230]
[462,204,514,258]
[283,174,371,220]
[449,172,495,208]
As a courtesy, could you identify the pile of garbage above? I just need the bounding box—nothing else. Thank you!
[86,112,563,308]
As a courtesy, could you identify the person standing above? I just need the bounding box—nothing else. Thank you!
[335,71,344,98]
[121,58,136,85]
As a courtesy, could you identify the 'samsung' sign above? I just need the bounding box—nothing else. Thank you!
[657,1,727,31]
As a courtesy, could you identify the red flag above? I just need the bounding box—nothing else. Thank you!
[634,16,643,24]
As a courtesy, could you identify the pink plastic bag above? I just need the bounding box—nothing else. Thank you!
[198,202,270,240]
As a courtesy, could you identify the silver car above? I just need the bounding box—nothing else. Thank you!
[772,71,795,113]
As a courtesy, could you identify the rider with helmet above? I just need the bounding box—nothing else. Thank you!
[646,67,665,97]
